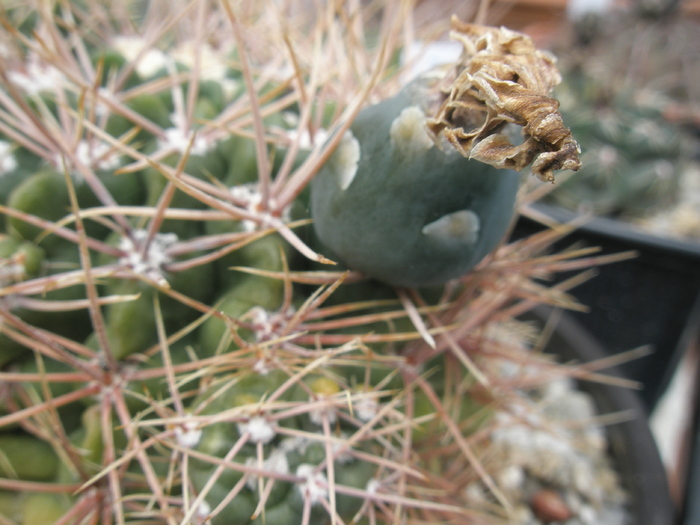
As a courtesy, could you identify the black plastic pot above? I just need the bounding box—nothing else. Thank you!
[684,396,700,525]
[529,306,676,525]
[512,203,700,411]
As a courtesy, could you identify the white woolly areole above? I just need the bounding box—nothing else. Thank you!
[253,358,272,376]
[172,41,228,81]
[366,478,381,495]
[174,420,202,449]
[654,159,675,180]
[0,262,25,286]
[309,408,336,426]
[230,183,262,232]
[332,434,356,465]
[279,436,309,455]
[248,305,297,343]
[245,448,290,490]
[333,130,360,191]
[354,395,380,422]
[248,306,274,341]
[296,464,328,505]
[118,229,178,282]
[7,53,65,95]
[111,36,169,78]
[237,415,276,444]
[286,127,329,150]
[74,140,121,172]
[230,182,262,204]
[0,141,17,174]
[229,182,291,232]
[194,500,211,523]
[389,106,434,155]
[159,126,211,156]
[308,395,338,426]
[496,464,526,491]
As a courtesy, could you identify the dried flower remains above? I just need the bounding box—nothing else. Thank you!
[427,18,582,182]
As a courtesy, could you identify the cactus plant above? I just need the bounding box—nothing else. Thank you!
[0,2,633,524]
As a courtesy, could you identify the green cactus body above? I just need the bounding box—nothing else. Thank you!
[91,48,142,90]
[86,279,164,361]
[12,357,84,434]
[311,86,521,287]
[119,333,200,412]
[20,493,70,525]
[0,433,59,481]
[199,271,285,357]
[216,135,259,189]
[189,370,296,524]
[6,170,79,253]
[89,238,216,361]
[0,237,45,277]
[105,93,173,142]
[190,370,377,525]
[0,240,94,366]
[0,490,22,523]
[193,80,229,121]
[6,168,145,254]
[144,149,227,210]
[0,490,70,525]
[0,143,41,232]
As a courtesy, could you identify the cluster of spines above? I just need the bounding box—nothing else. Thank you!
[0,2,617,525]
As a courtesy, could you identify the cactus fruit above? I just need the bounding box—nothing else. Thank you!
[311,87,521,287]
[0,2,632,525]
[313,22,582,287]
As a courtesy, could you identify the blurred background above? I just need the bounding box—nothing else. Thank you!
[488,0,700,522]
[412,0,700,522]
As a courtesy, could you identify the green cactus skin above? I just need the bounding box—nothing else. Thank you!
[105,93,173,142]
[6,168,145,254]
[85,235,216,361]
[0,239,93,366]
[311,85,521,287]
[20,493,70,525]
[190,371,377,525]
[0,434,59,481]
[0,237,45,277]
[199,273,285,357]
[199,233,286,356]
[0,490,70,525]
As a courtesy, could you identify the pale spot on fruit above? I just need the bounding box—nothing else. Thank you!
[422,210,480,243]
[389,105,434,155]
[333,130,360,190]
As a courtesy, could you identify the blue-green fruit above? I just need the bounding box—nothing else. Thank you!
[311,86,520,287]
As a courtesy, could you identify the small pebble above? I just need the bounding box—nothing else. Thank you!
[531,489,574,523]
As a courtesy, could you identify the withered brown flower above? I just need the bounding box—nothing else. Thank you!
[426,18,581,182]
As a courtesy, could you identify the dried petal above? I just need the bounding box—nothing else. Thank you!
[426,18,581,182]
